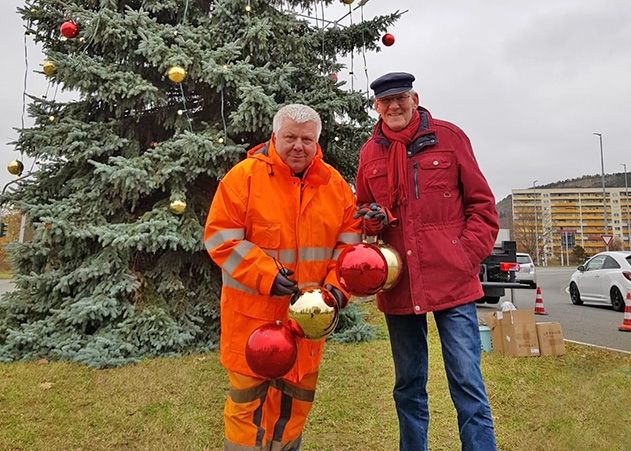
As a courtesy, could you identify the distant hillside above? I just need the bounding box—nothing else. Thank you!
[495,172,630,231]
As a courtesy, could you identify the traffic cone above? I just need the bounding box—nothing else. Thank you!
[618,292,631,332]
[534,286,548,315]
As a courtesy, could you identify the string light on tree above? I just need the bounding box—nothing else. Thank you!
[169,200,187,215]
[60,21,79,38]
[167,65,187,83]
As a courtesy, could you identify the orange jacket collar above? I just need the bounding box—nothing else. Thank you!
[247,137,330,186]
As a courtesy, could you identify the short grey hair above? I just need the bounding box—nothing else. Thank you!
[273,104,322,139]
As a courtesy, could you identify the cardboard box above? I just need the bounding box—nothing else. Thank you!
[485,312,504,353]
[486,310,540,357]
[536,322,566,356]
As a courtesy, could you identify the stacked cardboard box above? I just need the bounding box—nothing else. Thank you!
[485,310,565,357]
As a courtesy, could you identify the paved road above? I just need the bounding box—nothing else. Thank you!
[477,266,631,353]
[0,279,13,295]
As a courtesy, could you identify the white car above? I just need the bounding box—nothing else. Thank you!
[515,253,537,288]
[569,251,631,312]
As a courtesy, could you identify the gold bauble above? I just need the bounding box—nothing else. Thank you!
[377,241,403,291]
[288,286,339,340]
[167,65,187,83]
[169,200,187,215]
[340,0,354,4]
[7,160,24,176]
[42,60,56,76]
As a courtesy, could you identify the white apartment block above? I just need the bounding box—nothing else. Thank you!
[512,187,631,263]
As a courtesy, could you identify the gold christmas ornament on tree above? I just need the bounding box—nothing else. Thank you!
[340,0,354,4]
[167,65,187,83]
[8,160,24,176]
[169,200,187,215]
[42,60,56,76]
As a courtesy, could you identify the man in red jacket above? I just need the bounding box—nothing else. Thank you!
[355,72,498,451]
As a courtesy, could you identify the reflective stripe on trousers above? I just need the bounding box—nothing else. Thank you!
[224,370,318,451]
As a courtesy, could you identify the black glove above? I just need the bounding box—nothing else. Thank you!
[271,268,298,296]
[354,203,388,223]
[354,203,388,235]
[325,283,348,309]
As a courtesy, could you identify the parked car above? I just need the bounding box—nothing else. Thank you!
[515,253,537,288]
[568,251,631,312]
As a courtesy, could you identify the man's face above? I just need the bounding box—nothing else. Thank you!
[274,118,318,174]
[374,91,419,132]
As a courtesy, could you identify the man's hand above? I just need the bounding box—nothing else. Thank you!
[325,283,348,309]
[271,268,298,296]
[354,203,388,235]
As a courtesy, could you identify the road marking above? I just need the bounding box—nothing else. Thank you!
[564,339,631,355]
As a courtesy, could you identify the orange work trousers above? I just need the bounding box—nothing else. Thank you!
[223,370,318,451]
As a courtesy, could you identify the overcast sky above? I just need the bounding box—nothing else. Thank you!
[2,0,630,202]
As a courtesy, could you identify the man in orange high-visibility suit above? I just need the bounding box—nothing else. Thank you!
[205,103,361,450]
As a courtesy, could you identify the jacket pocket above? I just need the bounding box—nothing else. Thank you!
[453,237,477,274]
[417,151,456,192]
[365,159,390,205]
[249,221,281,249]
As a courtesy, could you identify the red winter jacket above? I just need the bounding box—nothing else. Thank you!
[355,107,499,314]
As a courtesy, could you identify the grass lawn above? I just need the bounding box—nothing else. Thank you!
[1,302,630,450]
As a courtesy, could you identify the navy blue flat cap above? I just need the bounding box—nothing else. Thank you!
[370,72,415,98]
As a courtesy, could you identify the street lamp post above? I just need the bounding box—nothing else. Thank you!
[532,180,539,265]
[593,132,609,250]
[622,163,630,251]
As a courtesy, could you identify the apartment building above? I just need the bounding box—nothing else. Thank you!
[511,187,631,264]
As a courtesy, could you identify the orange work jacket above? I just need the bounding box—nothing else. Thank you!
[204,138,360,382]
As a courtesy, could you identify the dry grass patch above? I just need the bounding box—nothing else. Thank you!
[1,302,630,450]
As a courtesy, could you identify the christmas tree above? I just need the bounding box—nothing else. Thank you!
[1,0,400,367]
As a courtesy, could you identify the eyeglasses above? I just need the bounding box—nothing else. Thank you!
[375,93,411,106]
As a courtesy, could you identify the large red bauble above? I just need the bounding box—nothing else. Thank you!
[336,243,388,296]
[60,21,79,39]
[245,321,297,380]
[382,33,395,47]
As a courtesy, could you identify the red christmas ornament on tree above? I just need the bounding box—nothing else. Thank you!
[60,21,79,38]
[382,33,395,47]
[336,243,388,296]
[329,72,338,83]
[245,321,298,379]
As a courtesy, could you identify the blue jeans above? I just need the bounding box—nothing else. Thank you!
[385,302,496,451]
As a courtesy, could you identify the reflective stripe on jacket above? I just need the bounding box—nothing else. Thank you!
[205,138,360,381]
[356,107,499,314]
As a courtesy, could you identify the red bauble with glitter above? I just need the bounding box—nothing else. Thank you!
[336,243,388,296]
[60,21,79,38]
[382,33,395,47]
[329,72,338,83]
[245,321,298,380]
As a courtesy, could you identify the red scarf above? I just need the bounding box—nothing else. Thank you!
[378,110,421,209]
